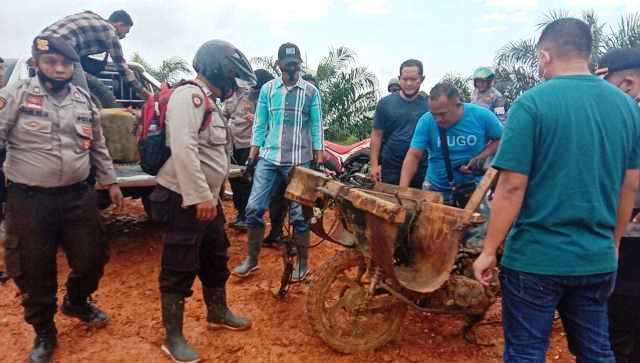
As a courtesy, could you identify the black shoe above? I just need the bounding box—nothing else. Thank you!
[27,327,57,363]
[61,295,110,328]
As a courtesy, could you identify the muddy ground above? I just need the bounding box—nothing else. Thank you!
[0,199,576,363]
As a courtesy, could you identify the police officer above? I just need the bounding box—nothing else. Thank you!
[0,36,123,363]
[596,47,640,363]
[470,67,506,123]
[153,40,256,363]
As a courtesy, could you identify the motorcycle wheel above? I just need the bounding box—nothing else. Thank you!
[306,249,407,353]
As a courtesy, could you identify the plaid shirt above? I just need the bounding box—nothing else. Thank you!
[40,11,134,81]
[252,77,323,166]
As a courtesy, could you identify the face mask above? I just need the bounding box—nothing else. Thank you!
[283,63,300,80]
[37,71,71,92]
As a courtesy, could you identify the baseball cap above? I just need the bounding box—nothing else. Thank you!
[32,36,80,62]
[278,43,302,65]
[596,48,640,77]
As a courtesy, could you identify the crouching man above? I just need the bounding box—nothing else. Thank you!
[153,40,257,363]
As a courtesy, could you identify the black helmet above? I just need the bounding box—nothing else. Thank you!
[254,69,275,90]
[193,40,256,99]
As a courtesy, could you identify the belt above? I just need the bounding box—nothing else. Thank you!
[7,180,90,194]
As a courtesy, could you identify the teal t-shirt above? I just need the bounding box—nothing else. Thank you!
[493,75,640,276]
[410,103,503,191]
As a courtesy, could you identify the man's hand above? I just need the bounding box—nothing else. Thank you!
[196,200,217,221]
[460,158,481,174]
[243,157,258,179]
[109,185,124,212]
[313,150,324,165]
[370,164,382,182]
[473,250,498,287]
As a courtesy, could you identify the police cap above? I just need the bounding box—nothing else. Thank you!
[32,36,80,63]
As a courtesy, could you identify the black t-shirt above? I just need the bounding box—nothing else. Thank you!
[373,92,428,185]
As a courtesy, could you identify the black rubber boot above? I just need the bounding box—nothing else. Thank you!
[291,230,310,282]
[27,325,57,363]
[61,295,110,328]
[160,293,200,363]
[203,287,251,331]
[232,225,264,277]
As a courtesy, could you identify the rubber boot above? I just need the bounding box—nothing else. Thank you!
[232,225,264,277]
[203,287,252,331]
[160,293,200,363]
[291,230,310,282]
[27,325,57,363]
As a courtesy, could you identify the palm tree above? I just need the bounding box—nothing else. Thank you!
[250,56,281,78]
[440,73,472,102]
[131,53,192,84]
[494,10,640,106]
[312,47,378,142]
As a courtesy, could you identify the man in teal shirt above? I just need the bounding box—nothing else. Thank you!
[473,19,640,362]
[232,43,323,282]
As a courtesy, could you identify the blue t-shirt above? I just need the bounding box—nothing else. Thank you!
[410,103,503,191]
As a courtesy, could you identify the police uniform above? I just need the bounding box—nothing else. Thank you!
[222,87,257,225]
[155,79,231,297]
[471,87,507,122]
[597,47,640,363]
[0,37,116,339]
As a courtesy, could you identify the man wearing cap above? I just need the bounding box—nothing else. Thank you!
[232,42,324,282]
[39,10,146,97]
[0,36,123,363]
[596,47,640,363]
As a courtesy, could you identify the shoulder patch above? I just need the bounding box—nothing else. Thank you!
[192,94,203,108]
[0,97,6,110]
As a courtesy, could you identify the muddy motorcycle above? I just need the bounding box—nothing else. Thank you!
[282,166,500,353]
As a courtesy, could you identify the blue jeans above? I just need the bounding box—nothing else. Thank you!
[245,159,309,234]
[500,267,616,363]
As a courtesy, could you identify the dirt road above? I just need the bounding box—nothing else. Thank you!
[0,199,575,362]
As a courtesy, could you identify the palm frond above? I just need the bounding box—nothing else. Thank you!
[536,9,569,30]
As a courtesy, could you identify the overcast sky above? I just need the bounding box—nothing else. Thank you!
[1,0,639,91]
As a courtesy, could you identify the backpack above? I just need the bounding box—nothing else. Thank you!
[138,80,214,175]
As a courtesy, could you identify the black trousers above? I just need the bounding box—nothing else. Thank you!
[609,294,640,363]
[158,190,230,297]
[230,147,252,219]
[5,182,107,329]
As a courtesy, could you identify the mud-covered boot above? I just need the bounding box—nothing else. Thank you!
[291,230,310,282]
[232,225,264,277]
[27,325,57,363]
[203,287,252,331]
[160,293,200,363]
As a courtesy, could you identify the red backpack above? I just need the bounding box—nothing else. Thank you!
[138,81,214,175]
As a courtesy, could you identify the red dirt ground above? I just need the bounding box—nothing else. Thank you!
[0,199,576,363]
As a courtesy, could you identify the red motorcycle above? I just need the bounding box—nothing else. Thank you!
[323,139,371,186]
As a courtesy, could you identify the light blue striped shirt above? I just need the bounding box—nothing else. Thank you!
[251,77,323,166]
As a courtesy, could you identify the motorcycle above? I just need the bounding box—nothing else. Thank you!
[323,139,371,187]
